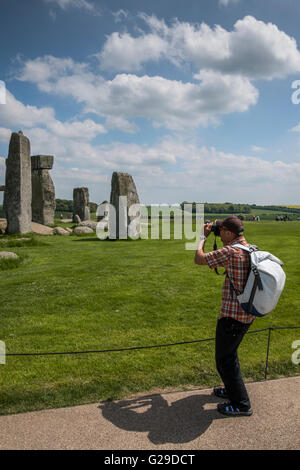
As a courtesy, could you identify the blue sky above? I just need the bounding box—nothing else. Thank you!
[1,0,300,205]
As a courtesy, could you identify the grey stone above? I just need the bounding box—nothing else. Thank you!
[31,222,54,235]
[31,166,56,226]
[73,225,94,234]
[53,227,70,236]
[3,132,32,234]
[109,172,141,239]
[61,218,73,223]
[78,220,97,230]
[73,214,81,224]
[73,187,90,222]
[31,155,54,170]
[0,251,19,259]
[97,200,110,222]
[0,218,7,234]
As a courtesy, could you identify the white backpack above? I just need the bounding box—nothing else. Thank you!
[231,244,286,317]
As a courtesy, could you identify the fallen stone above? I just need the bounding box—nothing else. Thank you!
[73,226,94,234]
[0,218,7,234]
[0,251,19,259]
[78,220,97,230]
[31,222,54,235]
[61,219,73,223]
[52,227,70,236]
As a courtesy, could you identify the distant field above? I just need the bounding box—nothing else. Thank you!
[0,220,299,416]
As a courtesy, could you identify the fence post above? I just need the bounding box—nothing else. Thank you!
[264,327,274,380]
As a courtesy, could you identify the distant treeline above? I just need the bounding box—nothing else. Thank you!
[55,199,98,213]
[250,204,300,214]
[181,202,252,214]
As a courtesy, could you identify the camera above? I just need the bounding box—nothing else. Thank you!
[211,222,221,237]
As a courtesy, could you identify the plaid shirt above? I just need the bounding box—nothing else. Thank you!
[205,236,256,324]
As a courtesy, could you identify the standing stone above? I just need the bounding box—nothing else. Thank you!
[3,131,32,234]
[110,172,141,239]
[97,200,109,222]
[0,186,4,218]
[31,155,55,226]
[73,187,90,222]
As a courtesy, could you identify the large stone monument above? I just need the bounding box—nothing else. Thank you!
[31,155,55,226]
[3,131,32,234]
[110,172,141,239]
[73,187,90,222]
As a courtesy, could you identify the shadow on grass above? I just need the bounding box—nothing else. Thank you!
[99,391,225,445]
[72,237,145,243]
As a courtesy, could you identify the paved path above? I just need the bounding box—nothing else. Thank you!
[0,376,299,450]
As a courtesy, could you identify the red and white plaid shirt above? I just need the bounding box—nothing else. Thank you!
[205,236,256,324]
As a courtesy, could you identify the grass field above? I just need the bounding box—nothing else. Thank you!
[0,220,300,416]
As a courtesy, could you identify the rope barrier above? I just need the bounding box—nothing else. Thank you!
[4,325,300,357]
[2,325,300,381]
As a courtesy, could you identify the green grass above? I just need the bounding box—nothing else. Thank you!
[0,221,299,415]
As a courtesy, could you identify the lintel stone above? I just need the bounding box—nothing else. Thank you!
[31,155,54,170]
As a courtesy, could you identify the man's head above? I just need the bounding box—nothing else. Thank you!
[216,216,244,245]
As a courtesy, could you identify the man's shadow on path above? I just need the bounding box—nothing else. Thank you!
[98,392,225,445]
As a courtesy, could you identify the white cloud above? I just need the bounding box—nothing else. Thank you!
[98,15,300,79]
[17,57,258,130]
[47,119,106,139]
[44,0,97,13]
[290,122,300,132]
[0,127,13,143]
[1,123,298,203]
[219,0,239,7]
[251,145,267,152]
[0,89,55,128]
[98,32,167,71]
[0,89,107,150]
[112,9,129,23]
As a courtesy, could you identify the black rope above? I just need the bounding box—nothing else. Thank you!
[3,325,300,357]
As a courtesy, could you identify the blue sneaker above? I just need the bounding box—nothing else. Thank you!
[217,402,253,417]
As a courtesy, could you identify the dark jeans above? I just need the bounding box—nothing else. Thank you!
[215,317,252,410]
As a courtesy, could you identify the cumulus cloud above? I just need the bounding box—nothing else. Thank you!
[0,89,107,151]
[0,121,298,203]
[17,56,258,130]
[0,89,55,128]
[98,32,168,71]
[98,15,300,79]
[16,14,300,132]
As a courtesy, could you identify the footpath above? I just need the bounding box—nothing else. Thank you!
[0,376,299,450]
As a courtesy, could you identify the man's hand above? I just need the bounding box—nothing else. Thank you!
[204,222,213,238]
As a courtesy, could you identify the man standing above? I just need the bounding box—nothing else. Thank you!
[194,216,255,417]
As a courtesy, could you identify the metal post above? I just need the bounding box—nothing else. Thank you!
[264,327,273,380]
